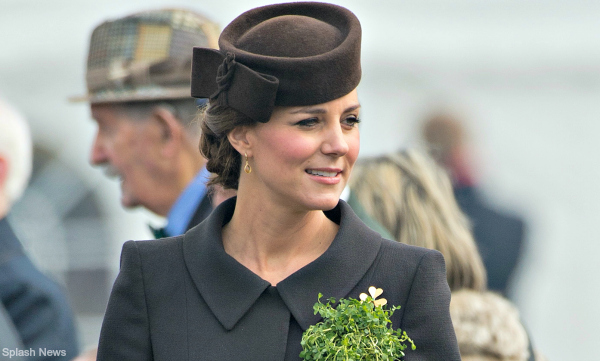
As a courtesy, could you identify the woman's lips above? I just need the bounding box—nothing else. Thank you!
[305,168,342,184]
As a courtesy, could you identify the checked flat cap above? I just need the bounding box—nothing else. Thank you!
[72,9,220,104]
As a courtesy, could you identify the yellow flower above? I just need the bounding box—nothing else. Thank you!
[359,286,388,307]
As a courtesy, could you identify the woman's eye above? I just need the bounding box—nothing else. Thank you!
[342,115,361,127]
[295,118,319,127]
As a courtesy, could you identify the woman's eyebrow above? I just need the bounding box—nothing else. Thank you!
[290,107,326,114]
[344,104,361,113]
[289,104,361,115]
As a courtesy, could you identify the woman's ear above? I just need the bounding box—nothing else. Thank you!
[227,126,252,156]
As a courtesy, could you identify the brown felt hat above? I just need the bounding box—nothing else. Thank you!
[191,2,362,123]
[71,9,220,104]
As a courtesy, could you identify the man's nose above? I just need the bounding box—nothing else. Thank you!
[90,134,108,165]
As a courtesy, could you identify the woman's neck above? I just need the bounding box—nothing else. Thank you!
[222,193,338,286]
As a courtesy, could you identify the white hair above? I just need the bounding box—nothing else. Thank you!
[0,98,33,207]
[450,289,530,361]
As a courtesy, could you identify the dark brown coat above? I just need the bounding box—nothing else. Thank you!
[97,198,460,360]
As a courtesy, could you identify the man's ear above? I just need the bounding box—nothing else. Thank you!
[0,156,8,216]
[151,106,184,156]
[0,156,8,190]
[227,126,253,157]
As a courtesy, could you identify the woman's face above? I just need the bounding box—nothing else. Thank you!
[244,89,360,212]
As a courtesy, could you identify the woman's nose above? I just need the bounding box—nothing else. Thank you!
[321,123,349,156]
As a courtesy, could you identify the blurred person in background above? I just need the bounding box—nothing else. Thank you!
[350,149,487,292]
[451,289,546,361]
[69,10,222,361]
[420,112,526,295]
[0,303,24,358]
[349,149,544,360]
[72,9,222,239]
[0,97,79,360]
[340,185,394,240]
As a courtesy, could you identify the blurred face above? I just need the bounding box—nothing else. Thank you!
[244,89,360,211]
[89,104,165,211]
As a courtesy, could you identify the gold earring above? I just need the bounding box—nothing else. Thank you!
[244,152,252,174]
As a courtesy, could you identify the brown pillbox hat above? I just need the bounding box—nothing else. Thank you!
[71,9,219,104]
[191,2,362,123]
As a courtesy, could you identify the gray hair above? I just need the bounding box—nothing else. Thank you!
[115,98,202,137]
[0,98,33,207]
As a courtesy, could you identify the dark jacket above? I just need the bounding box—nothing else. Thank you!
[186,192,213,231]
[151,193,213,239]
[98,198,460,360]
[0,302,23,353]
[454,186,525,294]
[0,217,79,361]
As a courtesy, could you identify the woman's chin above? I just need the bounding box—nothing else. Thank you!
[307,196,341,212]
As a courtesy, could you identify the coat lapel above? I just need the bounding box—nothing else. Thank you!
[183,198,382,332]
[183,198,270,331]
[277,200,383,330]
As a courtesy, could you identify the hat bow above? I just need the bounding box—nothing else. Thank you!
[191,48,279,123]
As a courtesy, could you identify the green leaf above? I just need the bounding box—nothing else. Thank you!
[300,293,416,360]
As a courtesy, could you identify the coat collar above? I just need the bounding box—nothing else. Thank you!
[183,197,382,331]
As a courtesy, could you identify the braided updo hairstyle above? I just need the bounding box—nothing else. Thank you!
[199,103,256,190]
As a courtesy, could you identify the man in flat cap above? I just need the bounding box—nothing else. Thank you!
[74,9,222,238]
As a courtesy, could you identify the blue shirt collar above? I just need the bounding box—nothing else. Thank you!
[165,167,211,237]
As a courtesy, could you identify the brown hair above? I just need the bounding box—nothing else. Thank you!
[349,149,487,291]
[198,103,255,189]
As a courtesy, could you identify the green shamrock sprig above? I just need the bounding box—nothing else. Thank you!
[300,287,415,361]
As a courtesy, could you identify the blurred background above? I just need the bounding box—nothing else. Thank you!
[1,0,598,358]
